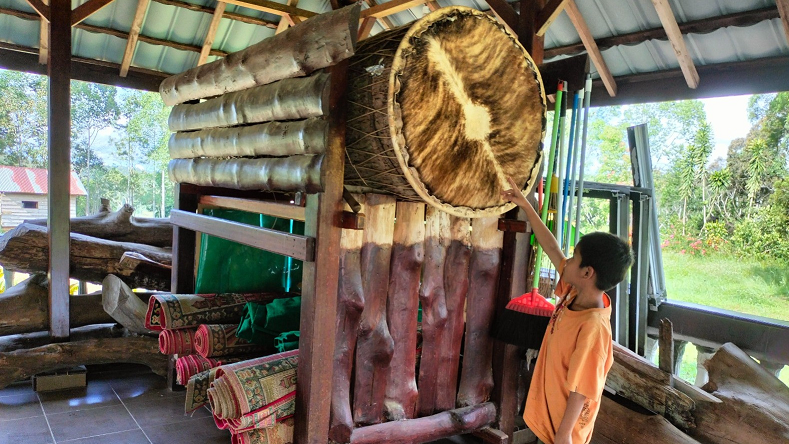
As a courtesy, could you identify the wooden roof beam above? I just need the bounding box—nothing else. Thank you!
[564,0,616,96]
[221,0,316,19]
[484,0,517,36]
[650,0,699,89]
[38,0,47,64]
[24,0,49,22]
[198,1,226,65]
[426,1,440,12]
[150,0,277,28]
[120,0,150,77]
[361,0,426,19]
[535,0,566,36]
[777,0,789,45]
[71,0,117,26]
[365,0,394,29]
[274,0,297,34]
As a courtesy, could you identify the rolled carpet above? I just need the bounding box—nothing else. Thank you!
[185,367,220,413]
[208,350,298,423]
[194,324,271,358]
[176,355,221,386]
[232,418,294,444]
[158,328,198,355]
[145,292,293,331]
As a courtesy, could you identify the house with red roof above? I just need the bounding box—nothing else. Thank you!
[0,166,86,230]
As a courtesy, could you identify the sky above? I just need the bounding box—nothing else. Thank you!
[700,94,753,162]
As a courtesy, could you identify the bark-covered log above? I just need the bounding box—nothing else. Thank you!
[26,201,171,247]
[457,217,503,407]
[0,336,168,389]
[436,216,472,411]
[384,202,425,421]
[349,402,497,444]
[329,198,366,444]
[608,342,696,431]
[0,223,171,290]
[168,156,323,193]
[102,275,158,335]
[592,395,702,444]
[169,118,328,160]
[0,274,154,336]
[0,324,130,353]
[353,194,396,426]
[690,343,789,444]
[168,72,331,132]
[159,4,360,106]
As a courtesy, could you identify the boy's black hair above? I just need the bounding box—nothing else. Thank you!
[576,232,634,291]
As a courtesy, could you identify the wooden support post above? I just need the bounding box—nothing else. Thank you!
[47,0,71,340]
[294,62,347,444]
[658,318,674,375]
[170,184,197,294]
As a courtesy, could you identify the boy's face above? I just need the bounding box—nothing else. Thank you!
[563,248,587,288]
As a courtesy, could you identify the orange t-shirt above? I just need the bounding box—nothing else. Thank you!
[523,258,614,444]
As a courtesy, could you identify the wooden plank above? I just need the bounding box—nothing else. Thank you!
[517,0,535,53]
[472,427,509,444]
[76,21,227,57]
[361,0,425,19]
[47,0,70,340]
[198,1,226,65]
[658,318,674,375]
[25,0,49,21]
[484,0,517,36]
[221,0,316,18]
[275,0,298,34]
[294,61,348,443]
[426,1,440,12]
[358,16,376,40]
[535,0,566,36]
[364,0,394,29]
[150,0,277,28]
[170,185,198,294]
[650,0,699,89]
[564,0,616,96]
[170,209,315,261]
[71,0,116,25]
[38,0,47,64]
[779,0,789,46]
[120,0,150,77]
[199,195,306,221]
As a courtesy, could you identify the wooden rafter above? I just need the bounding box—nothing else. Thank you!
[198,1,226,65]
[71,0,116,26]
[24,0,49,22]
[365,0,394,30]
[358,16,376,40]
[535,0,566,36]
[150,0,277,28]
[38,0,47,64]
[564,0,616,96]
[650,0,698,89]
[221,0,315,19]
[776,0,789,46]
[275,0,298,34]
[120,0,150,77]
[426,1,440,12]
[361,0,425,19]
[484,0,517,36]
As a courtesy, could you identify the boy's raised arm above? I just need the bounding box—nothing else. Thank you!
[501,176,565,269]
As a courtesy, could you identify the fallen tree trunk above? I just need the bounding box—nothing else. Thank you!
[159,4,360,106]
[0,324,130,353]
[168,72,331,132]
[26,200,171,247]
[690,343,789,444]
[0,223,171,290]
[0,274,154,336]
[384,202,425,421]
[0,335,168,389]
[592,395,702,444]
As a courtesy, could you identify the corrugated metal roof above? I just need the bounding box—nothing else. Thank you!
[0,166,87,195]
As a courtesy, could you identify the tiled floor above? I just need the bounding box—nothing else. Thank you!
[0,365,484,444]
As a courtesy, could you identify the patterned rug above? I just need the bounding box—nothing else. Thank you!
[208,350,298,427]
[145,292,291,331]
[176,355,222,386]
[232,418,294,444]
[185,367,220,413]
[158,328,198,355]
[195,324,271,358]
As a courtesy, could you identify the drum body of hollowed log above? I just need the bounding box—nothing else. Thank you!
[345,6,546,218]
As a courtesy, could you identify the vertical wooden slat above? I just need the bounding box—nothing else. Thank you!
[294,61,347,444]
[170,184,198,294]
[47,0,71,340]
[120,0,150,77]
[197,1,226,65]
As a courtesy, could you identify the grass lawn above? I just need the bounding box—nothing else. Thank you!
[662,251,789,386]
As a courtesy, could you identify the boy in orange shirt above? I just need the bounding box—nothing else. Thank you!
[501,177,633,444]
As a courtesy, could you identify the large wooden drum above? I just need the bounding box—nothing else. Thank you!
[345,6,545,218]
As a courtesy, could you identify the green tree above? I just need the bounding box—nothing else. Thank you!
[0,71,48,167]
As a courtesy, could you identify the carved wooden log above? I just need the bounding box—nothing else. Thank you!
[608,342,696,431]
[102,274,158,335]
[349,402,497,444]
[416,207,449,416]
[159,4,360,106]
[168,156,323,193]
[0,274,154,336]
[384,202,425,421]
[0,336,168,389]
[690,343,789,444]
[457,217,503,407]
[26,201,172,247]
[435,215,472,411]
[0,223,171,290]
[593,396,702,444]
[169,118,328,159]
[329,198,366,444]
[0,324,130,353]
[168,72,331,132]
[353,194,396,426]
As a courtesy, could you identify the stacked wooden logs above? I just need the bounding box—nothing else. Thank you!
[0,200,172,388]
